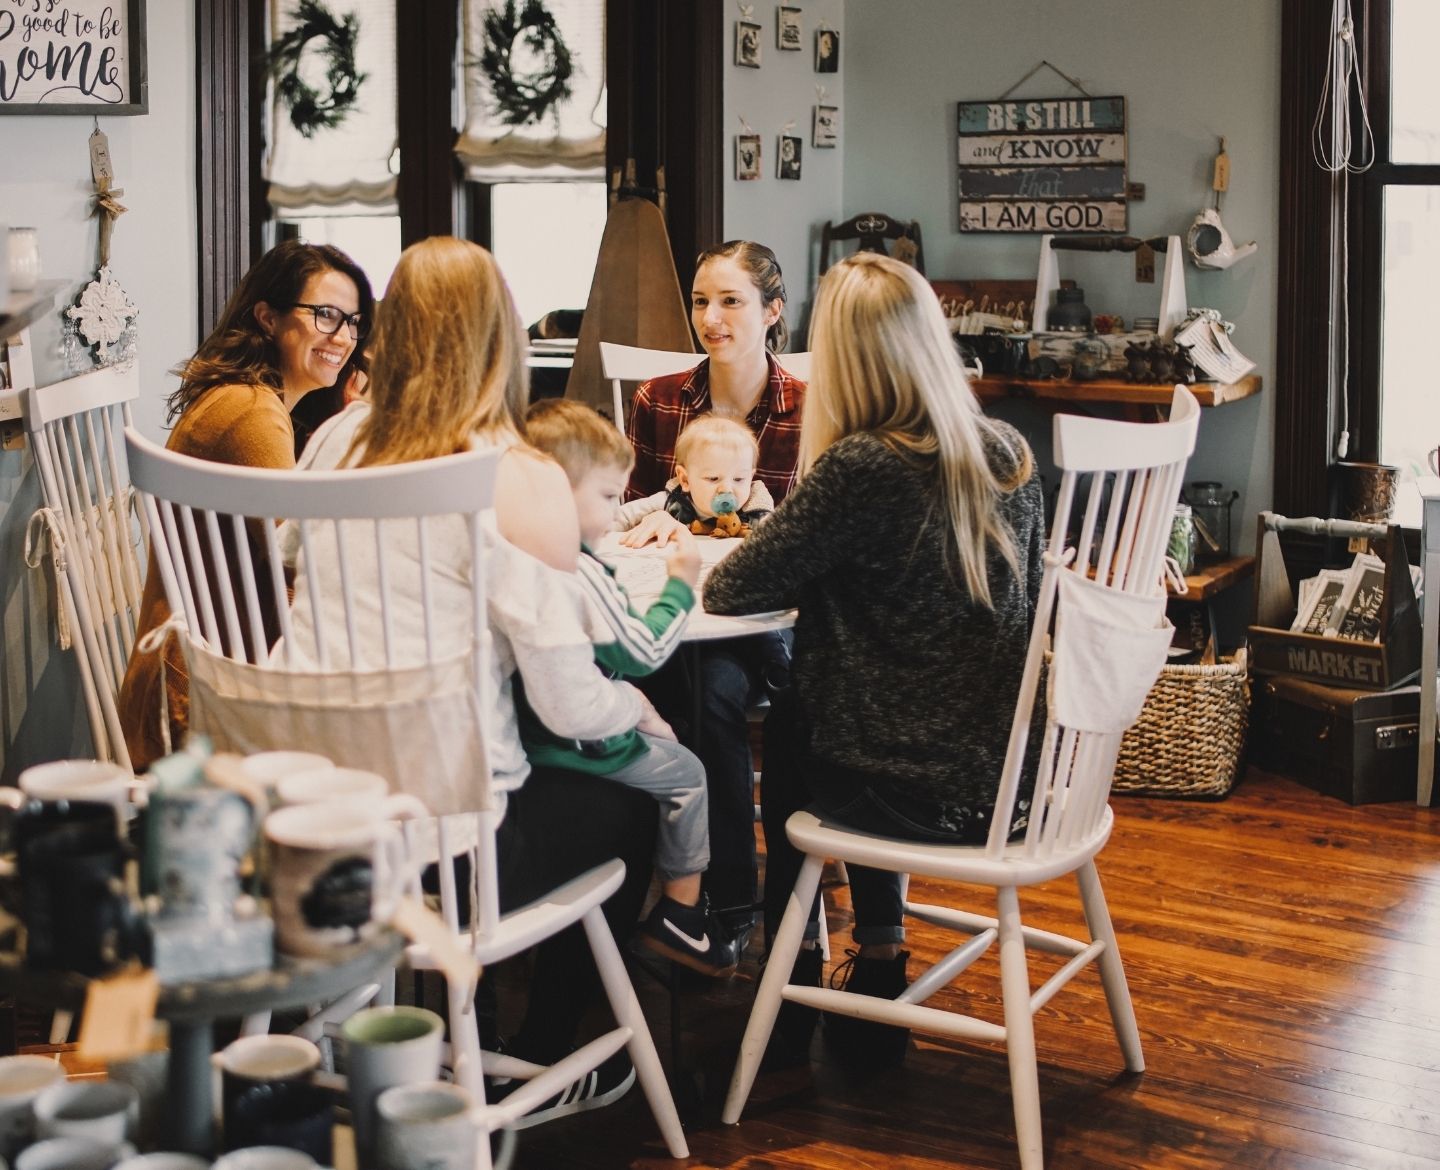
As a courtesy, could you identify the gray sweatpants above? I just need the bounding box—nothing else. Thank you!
[604,733,710,882]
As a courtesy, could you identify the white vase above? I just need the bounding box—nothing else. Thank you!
[8,228,41,294]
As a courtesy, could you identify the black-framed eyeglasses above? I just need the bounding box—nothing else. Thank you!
[289,302,369,340]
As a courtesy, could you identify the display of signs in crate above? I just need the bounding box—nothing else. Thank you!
[956,96,1128,233]
[1248,513,1421,691]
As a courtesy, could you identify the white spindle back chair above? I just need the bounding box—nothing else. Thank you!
[124,427,688,1165]
[598,342,810,430]
[724,387,1201,1169]
[23,364,147,768]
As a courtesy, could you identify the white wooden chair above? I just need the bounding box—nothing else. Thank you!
[598,342,810,430]
[22,363,147,768]
[123,428,688,1166]
[724,387,1201,1169]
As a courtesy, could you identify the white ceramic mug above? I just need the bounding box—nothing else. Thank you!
[0,1055,64,1159]
[16,1137,132,1170]
[276,767,429,822]
[240,752,335,798]
[112,1155,210,1170]
[342,1007,445,1164]
[265,801,410,958]
[7,229,39,294]
[376,1081,477,1170]
[14,759,148,824]
[32,1079,137,1146]
[211,1148,316,1170]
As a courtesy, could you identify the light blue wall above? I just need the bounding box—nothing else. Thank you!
[0,0,196,779]
[723,0,846,342]
[838,0,1279,554]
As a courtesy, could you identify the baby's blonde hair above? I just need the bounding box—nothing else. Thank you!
[674,415,759,470]
[524,398,635,486]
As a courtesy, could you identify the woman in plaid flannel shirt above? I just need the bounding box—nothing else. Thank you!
[621,241,806,946]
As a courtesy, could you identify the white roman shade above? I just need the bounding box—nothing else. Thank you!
[455,0,606,183]
[265,0,399,216]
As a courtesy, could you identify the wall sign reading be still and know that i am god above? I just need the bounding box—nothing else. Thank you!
[956,96,1127,233]
[0,0,147,115]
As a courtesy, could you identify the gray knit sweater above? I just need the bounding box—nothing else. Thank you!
[704,425,1045,818]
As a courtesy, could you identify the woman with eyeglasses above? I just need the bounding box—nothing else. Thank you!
[119,239,375,770]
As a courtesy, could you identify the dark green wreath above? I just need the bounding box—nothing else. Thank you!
[264,0,367,138]
[479,0,575,127]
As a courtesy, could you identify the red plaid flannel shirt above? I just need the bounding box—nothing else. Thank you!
[624,353,806,504]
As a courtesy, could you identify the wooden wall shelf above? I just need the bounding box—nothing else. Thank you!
[973,373,1261,409]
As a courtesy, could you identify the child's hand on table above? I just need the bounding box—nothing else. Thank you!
[620,511,687,548]
[665,527,701,589]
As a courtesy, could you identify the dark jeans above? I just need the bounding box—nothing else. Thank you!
[760,691,994,948]
[640,632,791,920]
[495,765,658,1063]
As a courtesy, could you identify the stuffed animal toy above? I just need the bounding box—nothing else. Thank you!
[689,490,749,538]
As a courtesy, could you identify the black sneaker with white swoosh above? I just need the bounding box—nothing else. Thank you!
[637,893,741,976]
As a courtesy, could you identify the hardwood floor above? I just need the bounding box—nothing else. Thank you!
[514,768,1440,1169]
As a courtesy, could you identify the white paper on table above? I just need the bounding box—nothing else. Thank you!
[593,531,741,610]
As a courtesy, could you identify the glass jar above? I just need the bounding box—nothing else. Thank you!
[1168,503,1195,576]
[1185,481,1239,561]
[8,227,40,293]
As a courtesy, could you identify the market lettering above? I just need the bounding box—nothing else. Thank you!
[0,7,123,104]
[1285,646,1381,683]
[986,100,1096,131]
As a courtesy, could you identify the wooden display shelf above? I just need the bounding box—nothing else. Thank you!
[973,373,1261,409]
[1170,554,1254,600]
[0,281,67,340]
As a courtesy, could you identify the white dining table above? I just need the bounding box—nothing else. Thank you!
[593,531,795,641]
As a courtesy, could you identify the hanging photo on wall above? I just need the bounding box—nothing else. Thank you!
[778,134,802,180]
[736,134,763,180]
[735,21,762,68]
[777,7,802,50]
[815,27,839,73]
[813,104,838,148]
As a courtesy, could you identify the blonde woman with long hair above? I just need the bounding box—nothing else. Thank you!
[705,252,1046,1071]
[286,237,660,1120]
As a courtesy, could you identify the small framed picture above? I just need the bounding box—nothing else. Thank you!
[736,134,762,180]
[777,6,802,50]
[778,134,802,180]
[815,27,839,72]
[812,104,838,148]
[735,20,762,68]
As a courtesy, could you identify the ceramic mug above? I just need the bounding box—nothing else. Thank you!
[32,1079,138,1146]
[376,1081,478,1170]
[112,1156,211,1170]
[276,768,429,822]
[16,800,138,974]
[211,1148,316,1170]
[1429,445,1439,477]
[342,1007,445,1164]
[0,1055,65,1159]
[16,1137,132,1170]
[142,783,255,914]
[216,1034,323,1147]
[240,752,335,800]
[227,1081,332,1164]
[265,802,409,958]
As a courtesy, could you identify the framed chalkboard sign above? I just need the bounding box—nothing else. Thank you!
[0,0,148,115]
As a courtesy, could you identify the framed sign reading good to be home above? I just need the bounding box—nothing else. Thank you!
[0,0,148,115]
[956,95,1126,233]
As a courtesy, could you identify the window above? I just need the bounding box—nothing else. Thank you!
[1356,0,1440,528]
[490,182,607,328]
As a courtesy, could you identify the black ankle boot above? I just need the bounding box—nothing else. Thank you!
[823,949,911,1070]
[760,944,824,1070]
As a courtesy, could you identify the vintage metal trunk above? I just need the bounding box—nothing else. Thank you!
[1250,675,1435,805]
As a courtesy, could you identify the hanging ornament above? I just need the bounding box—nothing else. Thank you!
[264,0,367,138]
[68,125,138,367]
[478,0,575,127]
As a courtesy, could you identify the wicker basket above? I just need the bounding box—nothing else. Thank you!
[1112,649,1250,798]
